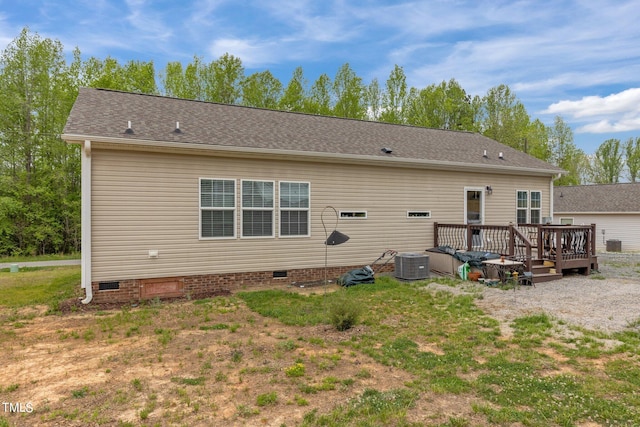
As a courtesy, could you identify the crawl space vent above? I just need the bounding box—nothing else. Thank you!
[98,281,120,291]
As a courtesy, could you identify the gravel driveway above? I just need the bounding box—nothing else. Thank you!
[426,252,640,334]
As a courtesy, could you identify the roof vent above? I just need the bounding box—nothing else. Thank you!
[498,152,504,159]
[483,149,488,157]
[381,147,393,154]
[125,120,134,134]
[174,121,182,133]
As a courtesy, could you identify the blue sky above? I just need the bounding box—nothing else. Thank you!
[1,0,640,155]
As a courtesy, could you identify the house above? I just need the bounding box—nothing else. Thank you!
[62,88,565,303]
[554,183,640,252]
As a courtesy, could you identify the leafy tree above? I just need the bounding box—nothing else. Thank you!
[405,79,479,131]
[379,65,408,124]
[548,116,585,186]
[279,67,308,112]
[241,70,282,109]
[82,56,157,94]
[588,138,624,184]
[0,28,80,255]
[306,73,333,116]
[524,119,552,161]
[480,84,531,150]
[624,136,640,182]
[202,53,244,104]
[364,77,382,121]
[332,63,366,119]
[161,57,205,100]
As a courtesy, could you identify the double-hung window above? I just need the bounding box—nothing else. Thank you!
[516,191,528,224]
[530,191,541,224]
[279,182,310,237]
[516,190,542,224]
[242,180,274,237]
[200,178,236,238]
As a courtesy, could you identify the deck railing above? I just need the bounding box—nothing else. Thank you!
[433,223,597,274]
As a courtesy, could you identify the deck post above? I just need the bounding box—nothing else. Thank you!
[433,222,439,248]
[508,224,515,257]
[554,229,563,271]
[466,226,473,251]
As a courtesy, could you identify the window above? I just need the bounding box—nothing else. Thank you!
[560,218,574,225]
[242,180,274,237]
[516,191,528,224]
[200,178,236,238]
[530,191,541,224]
[516,190,542,224]
[340,211,367,219]
[280,182,310,237]
[407,211,431,218]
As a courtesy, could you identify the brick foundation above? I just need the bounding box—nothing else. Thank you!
[89,264,395,304]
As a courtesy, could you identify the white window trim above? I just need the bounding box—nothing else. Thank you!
[241,179,275,239]
[530,190,542,224]
[407,210,431,219]
[339,210,367,219]
[516,190,543,224]
[464,187,485,225]
[516,189,529,224]
[279,181,311,238]
[560,217,574,225]
[199,178,237,240]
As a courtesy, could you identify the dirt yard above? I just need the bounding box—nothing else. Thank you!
[2,285,421,427]
[1,253,638,426]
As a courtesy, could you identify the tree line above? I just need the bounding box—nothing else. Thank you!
[1,28,638,256]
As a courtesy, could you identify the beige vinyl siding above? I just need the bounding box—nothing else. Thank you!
[553,213,640,251]
[91,146,553,281]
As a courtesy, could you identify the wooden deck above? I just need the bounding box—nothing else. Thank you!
[434,223,598,284]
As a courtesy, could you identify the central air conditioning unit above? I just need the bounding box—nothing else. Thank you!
[394,253,429,280]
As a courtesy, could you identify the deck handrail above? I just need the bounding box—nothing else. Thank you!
[433,222,596,274]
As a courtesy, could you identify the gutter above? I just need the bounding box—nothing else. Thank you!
[62,133,565,178]
[80,140,92,304]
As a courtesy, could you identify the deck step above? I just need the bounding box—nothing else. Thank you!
[532,272,563,284]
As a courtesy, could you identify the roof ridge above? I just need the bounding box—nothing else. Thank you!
[86,87,481,137]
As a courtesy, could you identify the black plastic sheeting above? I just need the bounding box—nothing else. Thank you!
[426,246,501,267]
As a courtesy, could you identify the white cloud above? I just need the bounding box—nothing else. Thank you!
[545,88,640,117]
[578,117,640,133]
[543,88,640,133]
[209,38,283,67]
[124,0,174,43]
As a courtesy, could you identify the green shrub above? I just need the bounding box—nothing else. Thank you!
[256,391,277,406]
[328,292,362,331]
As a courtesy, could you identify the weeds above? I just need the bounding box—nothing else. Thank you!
[328,290,362,331]
[256,391,278,406]
[5,272,640,426]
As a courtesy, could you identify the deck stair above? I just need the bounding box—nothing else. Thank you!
[434,222,598,285]
[530,259,562,284]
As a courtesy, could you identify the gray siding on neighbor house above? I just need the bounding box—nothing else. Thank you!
[90,145,553,282]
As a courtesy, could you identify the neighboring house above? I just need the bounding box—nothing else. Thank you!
[554,183,640,252]
[62,88,564,303]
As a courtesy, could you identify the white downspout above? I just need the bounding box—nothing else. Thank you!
[81,140,93,304]
[549,173,561,222]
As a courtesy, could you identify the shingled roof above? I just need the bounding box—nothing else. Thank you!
[554,183,640,213]
[63,87,563,176]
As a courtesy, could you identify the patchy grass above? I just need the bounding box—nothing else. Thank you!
[2,273,640,426]
[0,265,80,309]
